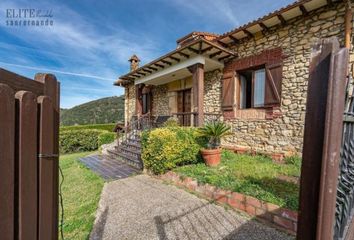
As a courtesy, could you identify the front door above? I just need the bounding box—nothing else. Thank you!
[177,89,191,126]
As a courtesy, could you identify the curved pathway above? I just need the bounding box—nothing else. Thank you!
[90,175,293,240]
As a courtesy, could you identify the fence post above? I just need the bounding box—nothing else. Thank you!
[37,96,55,240]
[0,84,15,240]
[35,73,60,240]
[297,38,349,239]
[16,91,38,240]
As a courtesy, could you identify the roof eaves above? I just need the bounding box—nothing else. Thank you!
[217,0,322,41]
[176,31,220,44]
[117,38,235,81]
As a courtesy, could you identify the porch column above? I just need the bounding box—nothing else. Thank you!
[135,84,143,116]
[189,63,204,126]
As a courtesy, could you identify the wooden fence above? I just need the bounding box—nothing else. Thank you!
[0,68,60,240]
[296,38,350,239]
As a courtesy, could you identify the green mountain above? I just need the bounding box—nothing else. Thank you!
[60,96,124,126]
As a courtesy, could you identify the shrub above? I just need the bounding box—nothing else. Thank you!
[60,129,105,153]
[197,121,231,149]
[98,132,116,146]
[162,118,179,127]
[60,123,116,132]
[142,127,202,174]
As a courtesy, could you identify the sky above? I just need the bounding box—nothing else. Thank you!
[0,0,294,109]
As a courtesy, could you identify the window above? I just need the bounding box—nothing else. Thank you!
[254,69,265,107]
[221,48,283,115]
[238,68,266,109]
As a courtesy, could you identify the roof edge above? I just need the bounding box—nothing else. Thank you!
[217,0,341,41]
[116,38,235,81]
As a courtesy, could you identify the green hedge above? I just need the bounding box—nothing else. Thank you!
[60,123,116,132]
[142,127,204,174]
[59,129,116,154]
[98,132,116,146]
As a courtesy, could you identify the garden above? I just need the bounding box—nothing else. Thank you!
[58,121,301,238]
[141,121,301,211]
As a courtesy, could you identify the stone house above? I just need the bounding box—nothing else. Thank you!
[115,0,353,157]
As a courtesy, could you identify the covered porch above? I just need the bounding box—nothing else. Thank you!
[116,37,236,127]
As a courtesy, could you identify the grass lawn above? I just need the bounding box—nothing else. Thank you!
[174,150,301,210]
[59,152,104,240]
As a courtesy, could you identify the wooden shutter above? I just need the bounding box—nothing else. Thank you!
[265,62,282,106]
[222,71,235,110]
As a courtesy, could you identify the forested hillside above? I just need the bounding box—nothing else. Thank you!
[60,96,124,126]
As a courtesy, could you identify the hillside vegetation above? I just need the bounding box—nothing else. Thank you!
[60,96,124,126]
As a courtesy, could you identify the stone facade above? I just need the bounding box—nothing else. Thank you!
[123,2,353,156]
[221,2,351,156]
[203,69,222,115]
[151,84,169,116]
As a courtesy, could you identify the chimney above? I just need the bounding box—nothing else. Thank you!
[129,54,140,72]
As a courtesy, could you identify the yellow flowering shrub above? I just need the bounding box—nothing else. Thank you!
[141,127,203,174]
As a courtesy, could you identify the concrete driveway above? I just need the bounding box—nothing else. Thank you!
[90,175,293,240]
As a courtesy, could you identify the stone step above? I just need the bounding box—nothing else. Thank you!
[125,138,141,144]
[119,139,141,146]
[107,149,143,170]
[118,146,141,157]
[116,142,141,151]
[117,152,143,170]
[124,140,141,147]
[121,132,140,139]
[112,130,143,170]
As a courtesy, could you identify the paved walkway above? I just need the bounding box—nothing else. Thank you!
[79,154,140,181]
[90,175,293,240]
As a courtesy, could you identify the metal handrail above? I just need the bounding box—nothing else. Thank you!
[171,112,197,115]
[117,112,153,147]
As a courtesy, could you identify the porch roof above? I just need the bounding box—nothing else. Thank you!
[114,38,236,86]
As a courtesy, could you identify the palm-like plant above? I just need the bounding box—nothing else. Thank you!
[197,121,231,149]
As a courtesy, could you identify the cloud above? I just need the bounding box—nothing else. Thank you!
[169,0,240,28]
[1,0,161,68]
[0,0,162,108]
[0,61,115,81]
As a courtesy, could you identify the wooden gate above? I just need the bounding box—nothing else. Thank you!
[0,68,60,240]
[296,38,352,239]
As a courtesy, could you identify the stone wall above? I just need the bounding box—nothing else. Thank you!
[151,84,169,116]
[222,2,350,156]
[203,69,223,115]
[125,83,136,125]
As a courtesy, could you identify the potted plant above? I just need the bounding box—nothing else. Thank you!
[197,121,231,166]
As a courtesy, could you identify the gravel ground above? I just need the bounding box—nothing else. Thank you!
[90,175,293,240]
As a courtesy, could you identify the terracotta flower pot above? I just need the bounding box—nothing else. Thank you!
[200,148,222,166]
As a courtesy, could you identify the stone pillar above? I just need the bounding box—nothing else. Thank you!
[124,86,129,126]
[189,63,204,126]
[135,84,143,116]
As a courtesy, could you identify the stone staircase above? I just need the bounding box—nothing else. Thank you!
[106,114,173,170]
[107,130,143,170]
